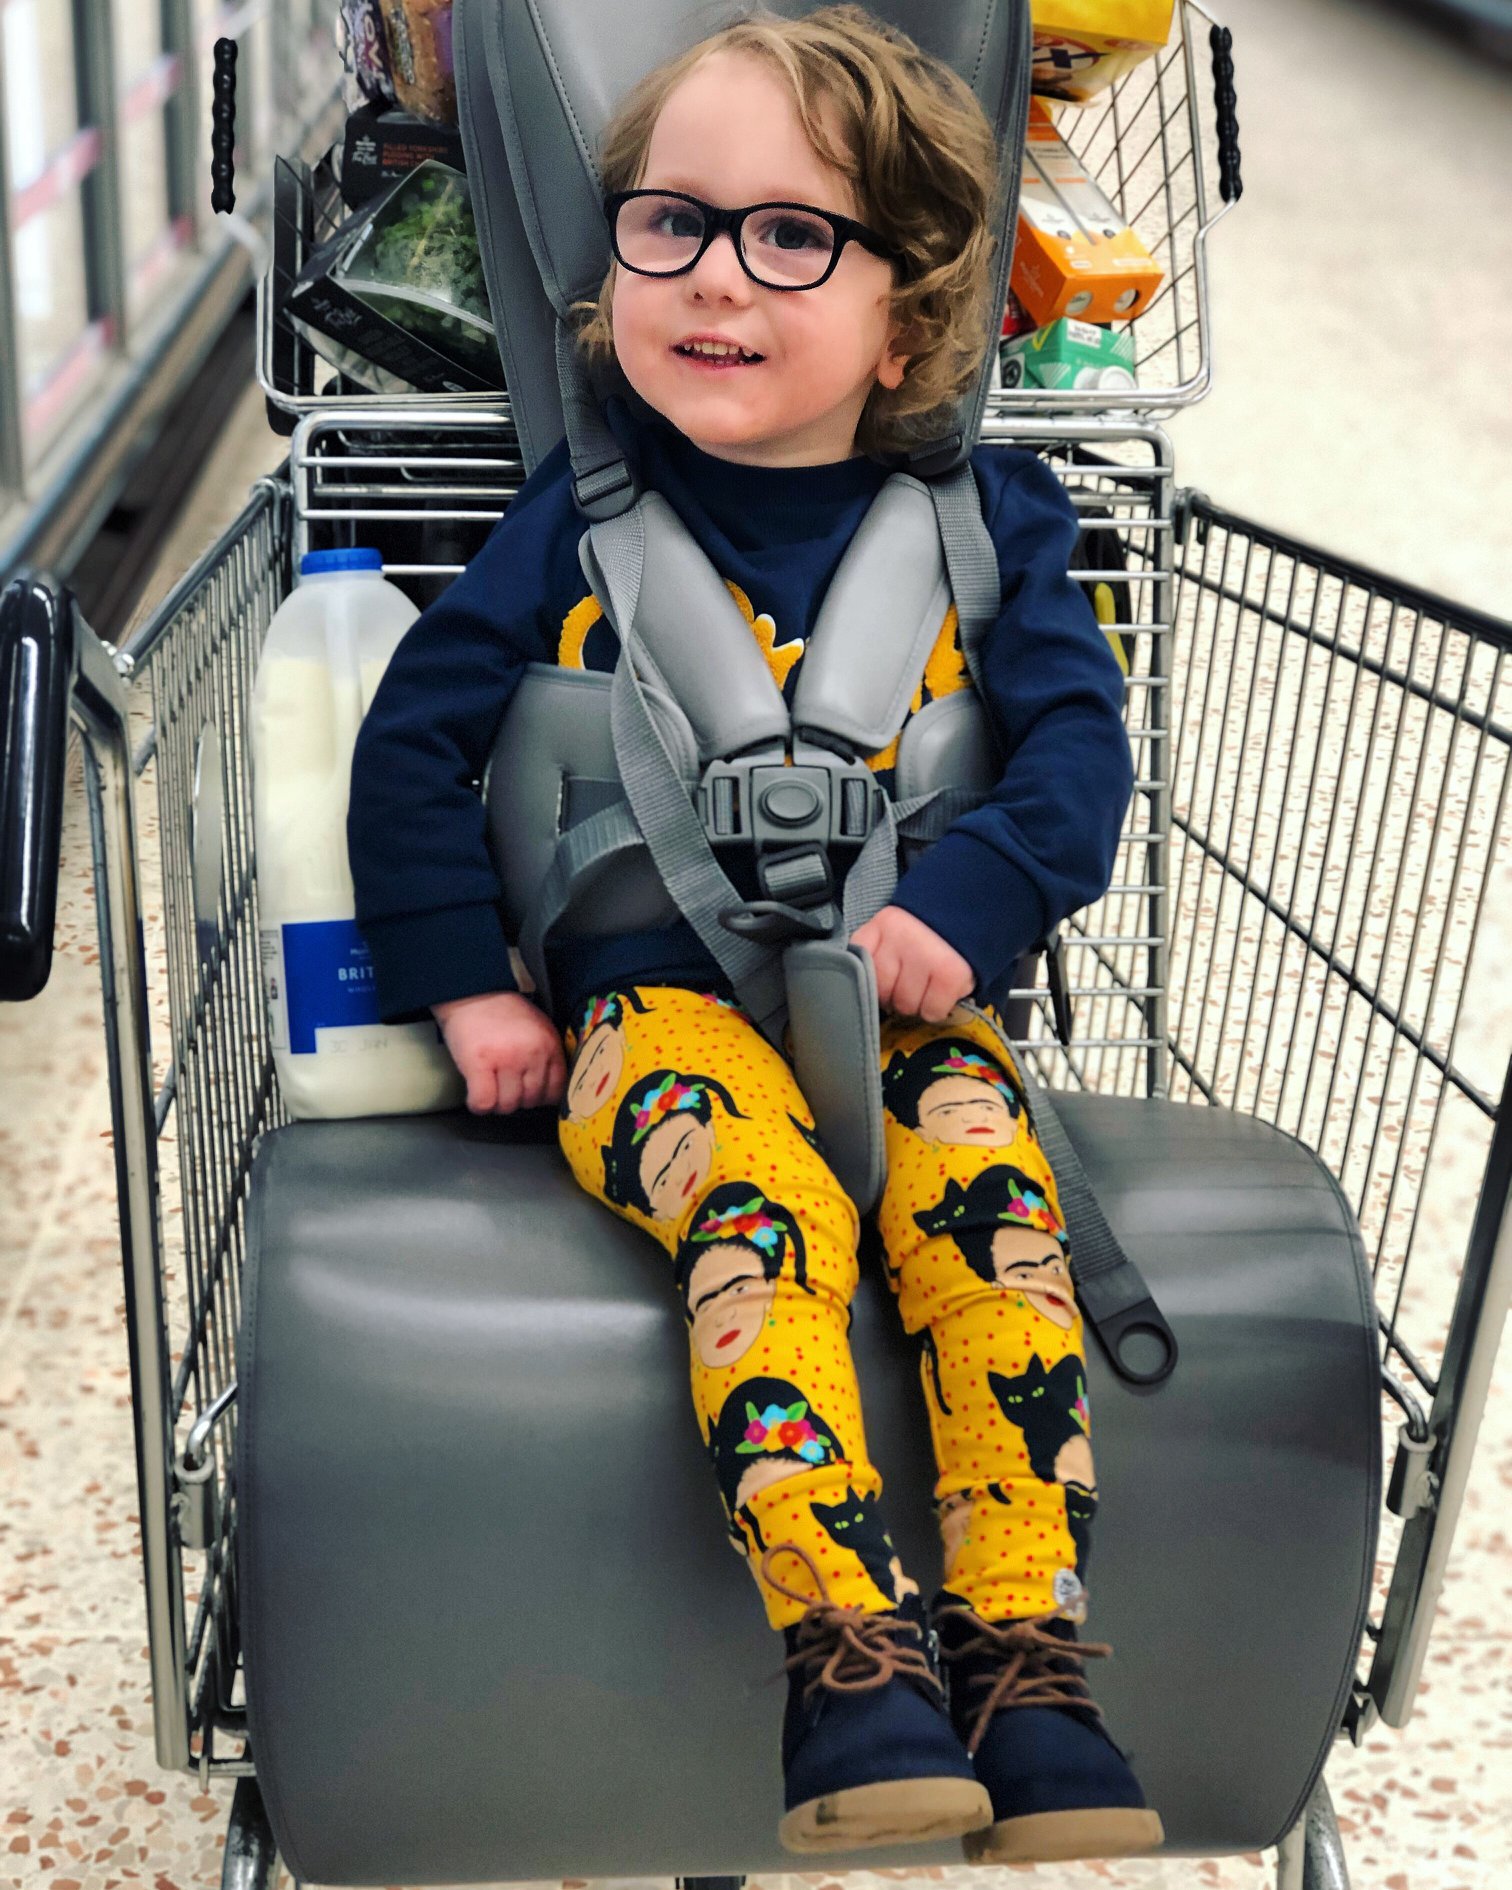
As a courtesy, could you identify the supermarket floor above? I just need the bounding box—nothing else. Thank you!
[2,0,1510,1887]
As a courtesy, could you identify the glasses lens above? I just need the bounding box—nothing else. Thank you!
[615,193,707,274]
[741,206,836,286]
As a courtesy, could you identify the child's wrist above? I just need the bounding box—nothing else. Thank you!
[431,989,524,1023]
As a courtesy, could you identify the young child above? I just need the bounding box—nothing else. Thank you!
[348,3,1158,1864]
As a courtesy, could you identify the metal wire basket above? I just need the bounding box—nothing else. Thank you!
[259,0,1240,427]
[986,0,1244,419]
[257,146,511,428]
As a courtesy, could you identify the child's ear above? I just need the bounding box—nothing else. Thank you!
[876,321,913,392]
[872,303,918,393]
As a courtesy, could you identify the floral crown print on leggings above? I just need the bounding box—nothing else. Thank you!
[673,1181,817,1370]
[913,1164,1079,1329]
[600,1068,747,1220]
[561,989,652,1125]
[881,1036,1034,1149]
[706,1375,848,1556]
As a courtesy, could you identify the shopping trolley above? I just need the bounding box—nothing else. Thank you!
[2,0,1509,1883]
[4,414,1509,1887]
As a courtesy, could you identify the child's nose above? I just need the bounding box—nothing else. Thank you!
[688,229,751,300]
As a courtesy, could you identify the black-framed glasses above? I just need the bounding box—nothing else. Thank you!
[604,188,898,291]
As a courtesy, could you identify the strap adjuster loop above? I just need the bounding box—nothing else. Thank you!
[572,458,638,522]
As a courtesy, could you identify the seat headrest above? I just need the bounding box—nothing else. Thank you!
[456,0,1030,474]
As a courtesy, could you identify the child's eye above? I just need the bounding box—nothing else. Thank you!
[654,209,703,239]
[749,210,830,254]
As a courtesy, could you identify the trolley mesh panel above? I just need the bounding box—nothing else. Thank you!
[1168,493,1512,1712]
[125,483,293,1770]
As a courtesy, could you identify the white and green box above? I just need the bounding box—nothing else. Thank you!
[1000,317,1137,393]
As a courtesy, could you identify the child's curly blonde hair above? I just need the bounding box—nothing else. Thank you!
[571,4,1003,460]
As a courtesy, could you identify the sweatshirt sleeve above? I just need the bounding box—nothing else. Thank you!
[888,451,1135,995]
[348,441,574,1019]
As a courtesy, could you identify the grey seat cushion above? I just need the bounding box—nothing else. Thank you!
[236,1094,1379,1884]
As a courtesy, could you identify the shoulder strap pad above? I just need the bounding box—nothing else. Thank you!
[581,491,790,763]
[791,474,953,755]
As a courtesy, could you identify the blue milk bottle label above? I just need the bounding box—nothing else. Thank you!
[262,919,382,1054]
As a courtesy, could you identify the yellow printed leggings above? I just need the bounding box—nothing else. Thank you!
[558,985,1096,1632]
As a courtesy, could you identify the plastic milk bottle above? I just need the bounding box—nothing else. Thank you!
[251,548,464,1117]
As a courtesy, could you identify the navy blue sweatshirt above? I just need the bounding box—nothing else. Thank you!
[348,400,1134,1029]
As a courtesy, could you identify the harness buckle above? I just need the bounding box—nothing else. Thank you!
[697,749,882,851]
[701,744,883,945]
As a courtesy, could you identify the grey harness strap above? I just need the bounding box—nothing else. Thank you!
[513,325,1180,1380]
[584,506,791,1042]
[524,326,1005,1202]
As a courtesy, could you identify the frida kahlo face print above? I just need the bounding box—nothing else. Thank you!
[563,990,650,1123]
[706,1375,847,1542]
[674,1183,813,1369]
[914,1166,1078,1328]
[883,1038,1033,1149]
[600,1069,746,1222]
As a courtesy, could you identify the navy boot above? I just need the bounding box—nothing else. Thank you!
[764,1546,992,1853]
[935,1600,1164,1864]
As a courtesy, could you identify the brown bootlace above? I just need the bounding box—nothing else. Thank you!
[934,1604,1111,1756]
[761,1543,941,1703]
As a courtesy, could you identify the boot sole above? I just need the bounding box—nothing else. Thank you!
[780,1776,994,1853]
[964,1805,1166,1864]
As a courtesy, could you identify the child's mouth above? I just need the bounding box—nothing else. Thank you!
[672,343,764,370]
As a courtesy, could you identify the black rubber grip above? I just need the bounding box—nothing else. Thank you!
[211,37,237,214]
[0,575,78,1002]
[1209,24,1242,205]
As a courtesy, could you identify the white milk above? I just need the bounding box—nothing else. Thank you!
[251,549,464,1118]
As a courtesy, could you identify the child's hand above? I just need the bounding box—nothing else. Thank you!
[850,905,975,1024]
[431,990,566,1114]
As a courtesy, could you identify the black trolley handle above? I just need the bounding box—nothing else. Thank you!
[1181,1,1243,223]
[1209,23,1242,205]
[211,37,237,214]
[0,575,78,1001]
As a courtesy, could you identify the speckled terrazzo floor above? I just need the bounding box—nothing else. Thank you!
[4,4,1512,1886]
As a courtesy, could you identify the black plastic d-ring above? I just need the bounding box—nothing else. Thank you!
[1102,1300,1179,1386]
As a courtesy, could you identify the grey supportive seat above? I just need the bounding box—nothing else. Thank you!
[236,1099,1379,1883]
[233,0,1380,1878]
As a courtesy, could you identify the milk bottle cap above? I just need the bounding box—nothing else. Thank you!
[300,547,384,575]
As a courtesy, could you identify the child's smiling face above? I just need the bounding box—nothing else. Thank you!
[610,49,908,467]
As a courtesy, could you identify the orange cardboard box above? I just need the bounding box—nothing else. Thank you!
[1010,100,1163,325]
[1031,0,1175,103]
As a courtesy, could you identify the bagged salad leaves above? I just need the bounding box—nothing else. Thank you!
[282,160,503,395]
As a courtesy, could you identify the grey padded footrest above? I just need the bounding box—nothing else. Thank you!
[236,1096,1379,1885]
